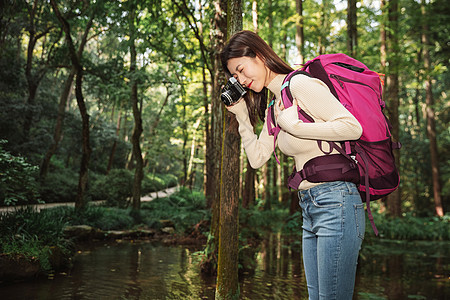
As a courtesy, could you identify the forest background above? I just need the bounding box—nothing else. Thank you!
[0,0,449,263]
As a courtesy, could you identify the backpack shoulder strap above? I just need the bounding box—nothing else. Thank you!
[302,59,340,101]
[281,70,315,123]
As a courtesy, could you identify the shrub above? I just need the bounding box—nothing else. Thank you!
[0,140,40,206]
[371,212,450,241]
[141,187,209,232]
[39,168,78,203]
[89,169,133,207]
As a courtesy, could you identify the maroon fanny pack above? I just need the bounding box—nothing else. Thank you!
[287,154,360,190]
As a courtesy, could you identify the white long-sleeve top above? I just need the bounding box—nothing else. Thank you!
[228,73,362,190]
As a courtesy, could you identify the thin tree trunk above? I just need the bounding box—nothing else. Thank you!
[215,0,242,298]
[421,0,443,216]
[182,98,188,184]
[107,108,121,174]
[295,0,304,63]
[40,68,75,178]
[252,0,258,33]
[385,0,401,217]
[347,0,357,57]
[23,0,42,141]
[187,118,201,188]
[129,4,143,210]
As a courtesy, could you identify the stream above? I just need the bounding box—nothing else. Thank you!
[1,237,448,299]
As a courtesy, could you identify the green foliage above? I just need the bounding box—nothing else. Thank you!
[89,169,133,207]
[39,162,78,203]
[0,207,71,272]
[0,140,40,206]
[240,207,289,232]
[371,212,450,241]
[141,186,209,232]
[46,206,134,231]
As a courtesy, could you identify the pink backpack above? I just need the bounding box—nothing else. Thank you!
[267,53,401,235]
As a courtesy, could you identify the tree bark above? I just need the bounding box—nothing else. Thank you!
[242,161,255,209]
[215,1,242,298]
[50,0,91,210]
[421,0,443,216]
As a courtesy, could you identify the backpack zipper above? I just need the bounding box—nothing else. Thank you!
[330,74,382,101]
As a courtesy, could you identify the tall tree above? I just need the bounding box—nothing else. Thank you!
[23,0,56,141]
[216,1,242,299]
[50,0,91,209]
[129,1,144,210]
[40,11,93,179]
[201,0,226,276]
[421,0,443,216]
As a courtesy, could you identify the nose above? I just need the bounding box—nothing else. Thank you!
[237,74,247,86]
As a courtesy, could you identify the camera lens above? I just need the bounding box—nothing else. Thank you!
[221,90,233,106]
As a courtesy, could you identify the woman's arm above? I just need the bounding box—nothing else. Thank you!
[276,75,362,141]
[227,100,274,169]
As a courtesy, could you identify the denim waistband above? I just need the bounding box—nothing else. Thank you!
[298,181,357,199]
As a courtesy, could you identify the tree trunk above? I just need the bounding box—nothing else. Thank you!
[182,99,188,185]
[421,0,443,216]
[385,0,401,217]
[41,13,92,179]
[106,108,122,174]
[347,0,357,57]
[40,67,75,178]
[215,1,242,298]
[201,0,226,276]
[23,0,44,141]
[295,0,305,63]
[129,5,143,210]
[252,0,258,33]
[242,161,255,209]
[267,0,273,47]
[51,0,92,210]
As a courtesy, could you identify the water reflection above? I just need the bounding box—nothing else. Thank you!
[0,238,448,299]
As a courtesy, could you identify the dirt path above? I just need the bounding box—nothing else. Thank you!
[0,186,179,213]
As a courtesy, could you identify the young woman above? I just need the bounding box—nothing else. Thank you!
[221,30,365,300]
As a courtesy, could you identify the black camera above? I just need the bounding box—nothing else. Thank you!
[221,77,247,106]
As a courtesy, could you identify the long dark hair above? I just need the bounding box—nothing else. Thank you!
[221,30,294,127]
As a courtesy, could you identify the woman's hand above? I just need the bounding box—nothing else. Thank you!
[225,97,244,113]
[274,98,298,119]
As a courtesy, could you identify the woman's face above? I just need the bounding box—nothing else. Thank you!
[227,56,268,93]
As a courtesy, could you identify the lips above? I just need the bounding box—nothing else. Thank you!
[247,81,253,89]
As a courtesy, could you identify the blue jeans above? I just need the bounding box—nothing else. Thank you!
[298,181,365,300]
